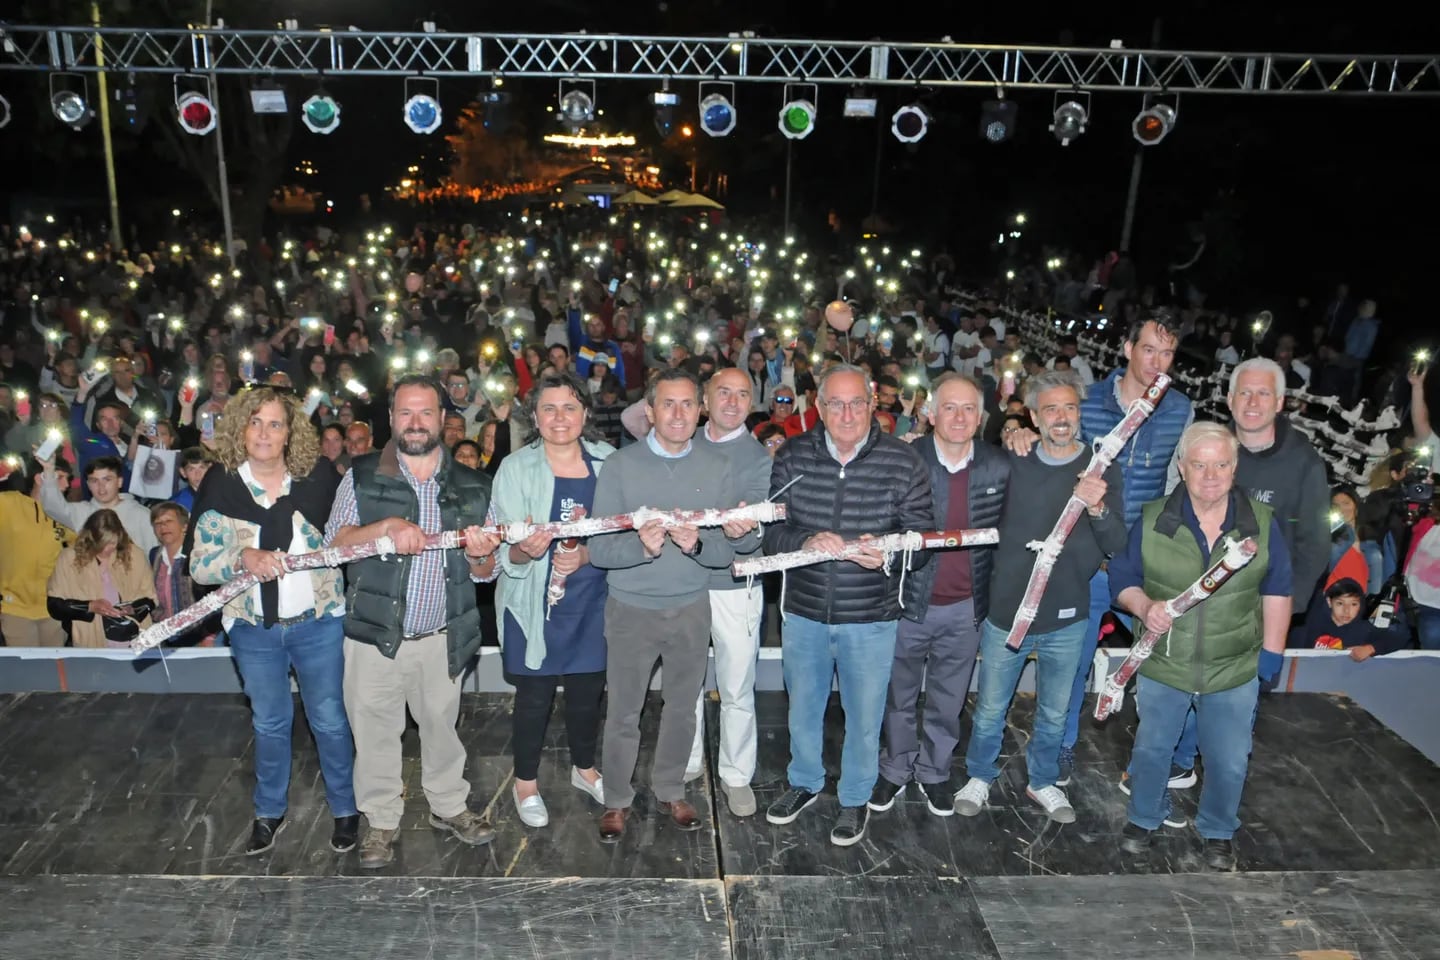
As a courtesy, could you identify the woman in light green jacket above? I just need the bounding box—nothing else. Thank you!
[491,371,615,829]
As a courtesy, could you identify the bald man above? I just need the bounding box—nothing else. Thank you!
[685,367,773,816]
[346,422,374,458]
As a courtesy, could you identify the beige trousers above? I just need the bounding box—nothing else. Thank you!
[343,634,469,829]
[1,614,67,647]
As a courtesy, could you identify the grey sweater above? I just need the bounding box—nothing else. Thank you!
[695,426,771,590]
[588,437,741,609]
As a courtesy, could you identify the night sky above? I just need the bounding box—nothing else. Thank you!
[2,0,1435,335]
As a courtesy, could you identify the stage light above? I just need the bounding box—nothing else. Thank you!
[843,95,877,118]
[1132,103,1176,145]
[301,94,341,134]
[777,99,816,140]
[51,90,89,128]
[698,92,737,137]
[404,94,442,134]
[890,104,930,143]
[653,89,678,137]
[0,94,10,130]
[176,91,218,136]
[249,88,289,114]
[1049,93,1089,146]
[558,88,594,129]
[979,99,1017,143]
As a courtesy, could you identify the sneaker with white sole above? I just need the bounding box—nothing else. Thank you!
[766,787,820,825]
[1056,745,1075,787]
[513,785,549,828]
[1120,765,1197,796]
[830,806,868,846]
[571,767,605,805]
[1026,784,1077,823]
[953,777,991,817]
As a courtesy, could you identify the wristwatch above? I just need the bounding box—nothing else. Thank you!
[1087,503,1109,520]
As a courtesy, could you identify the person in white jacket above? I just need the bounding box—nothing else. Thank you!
[35,454,159,555]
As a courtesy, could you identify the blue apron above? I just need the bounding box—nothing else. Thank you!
[502,456,608,676]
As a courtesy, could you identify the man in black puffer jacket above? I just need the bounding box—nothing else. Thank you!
[872,373,1010,819]
[762,364,933,848]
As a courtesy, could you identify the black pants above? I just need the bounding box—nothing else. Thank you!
[508,670,607,781]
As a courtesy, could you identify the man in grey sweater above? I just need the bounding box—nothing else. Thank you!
[588,368,759,843]
[685,367,772,817]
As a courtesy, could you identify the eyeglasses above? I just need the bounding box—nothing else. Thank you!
[764,438,785,448]
[773,397,794,405]
[1002,426,1020,434]
[822,399,871,415]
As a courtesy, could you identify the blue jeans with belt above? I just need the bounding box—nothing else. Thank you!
[228,613,356,819]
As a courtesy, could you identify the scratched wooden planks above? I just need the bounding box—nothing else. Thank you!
[0,875,731,960]
[715,691,1440,877]
[0,691,719,880]
[968,869,1440,960]
[728,876,1003,960]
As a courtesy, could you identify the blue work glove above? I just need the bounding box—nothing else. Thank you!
[1258,649,1285,691]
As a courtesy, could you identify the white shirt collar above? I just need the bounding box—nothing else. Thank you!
[706,421,748,444]
[935,442,975,474]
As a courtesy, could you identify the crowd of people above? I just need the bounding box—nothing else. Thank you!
[1,208,1437,871]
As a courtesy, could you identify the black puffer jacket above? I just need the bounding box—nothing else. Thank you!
[900,436,1011,625]
[766,421,933,623]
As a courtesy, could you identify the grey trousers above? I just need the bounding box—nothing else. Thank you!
[601,594,711,808]
[879,598,981,786]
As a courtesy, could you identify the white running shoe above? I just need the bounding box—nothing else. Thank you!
[1026,784,1076,824]
[953,777,992,817]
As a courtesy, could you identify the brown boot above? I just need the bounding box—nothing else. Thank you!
[598,807,628,843]
[657,799,704,832]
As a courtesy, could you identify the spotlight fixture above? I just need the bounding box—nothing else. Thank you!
[176,91,218,136]
[890,103,930,143]
[1049,92,1090,146]
[1132,102,1177,145]
[697,82,737,138]
[301,93,341,134]
[557,82,595,131]
[979,98,1017,143]
[0,94,11,130]
[842,89,877,118]
[402,78,442,135]
[48,74,92,129]
[777,83,818,140]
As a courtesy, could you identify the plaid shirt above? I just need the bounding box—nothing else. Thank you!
[325,456,447,636]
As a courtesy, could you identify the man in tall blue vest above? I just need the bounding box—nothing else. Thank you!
[1007,312,1192,783]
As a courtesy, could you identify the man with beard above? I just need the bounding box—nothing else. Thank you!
[683,367,772,817]
[325,374,502,867]
[588,368,757,842]
[954,371,1125,824]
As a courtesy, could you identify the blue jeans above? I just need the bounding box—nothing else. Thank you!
[1127,675,1259,839]
[1417,606,1440,651]
[228,614,356,819]
[965,619,1087,789]
[1061,569,1113,751]
[782,615,899,807]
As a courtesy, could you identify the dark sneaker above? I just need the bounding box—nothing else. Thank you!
[245,816,285,856]
[1168,764,1198,789]
[766,787,820,825]
[867,778,905,812]
[920,781,954,817]
[1056,745,1075,787]
[1203,838,1237,871]
[830,805,869,847]
[1120,822,1152,855]
[330,814,360,853]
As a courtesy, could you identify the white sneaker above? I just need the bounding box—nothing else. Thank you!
[1026,784,1076,824]
[513,785,549,828]
[571,767,605,805]
[953,777,991,817]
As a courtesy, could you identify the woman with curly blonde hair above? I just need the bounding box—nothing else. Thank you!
[186,386,358,857]
[46,509,156,649]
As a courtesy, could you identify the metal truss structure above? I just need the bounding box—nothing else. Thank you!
[1,25,1438,96]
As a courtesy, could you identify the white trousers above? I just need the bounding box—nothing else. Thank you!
[687,586,763,786]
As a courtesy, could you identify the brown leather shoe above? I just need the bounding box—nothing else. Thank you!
[658,799,704,832]
[598,807,628,844]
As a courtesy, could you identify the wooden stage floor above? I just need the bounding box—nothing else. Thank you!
[1,689,1438,958]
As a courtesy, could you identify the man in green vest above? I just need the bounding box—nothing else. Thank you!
[325,374,503,868]
[1108,422,1292,871]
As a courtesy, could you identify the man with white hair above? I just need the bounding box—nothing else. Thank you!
[1109,421,1292,870]
[1227,358,1330,612]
